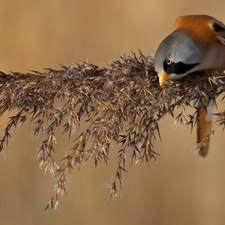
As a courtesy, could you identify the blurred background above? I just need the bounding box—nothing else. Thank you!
[0,0,225,224]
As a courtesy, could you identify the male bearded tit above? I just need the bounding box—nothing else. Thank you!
[154,15,225,157]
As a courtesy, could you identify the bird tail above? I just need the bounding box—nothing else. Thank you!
[196,101,214,157]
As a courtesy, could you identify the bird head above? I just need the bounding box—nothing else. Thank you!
[154,15,225,86]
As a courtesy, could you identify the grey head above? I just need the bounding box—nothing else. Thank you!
[154,30,201,80]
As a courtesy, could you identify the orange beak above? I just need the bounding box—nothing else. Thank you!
[158,73,169,86]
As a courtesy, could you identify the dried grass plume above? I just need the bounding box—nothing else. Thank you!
[0,51,224,212]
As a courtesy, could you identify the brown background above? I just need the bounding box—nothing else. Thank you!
[0,0,225,224]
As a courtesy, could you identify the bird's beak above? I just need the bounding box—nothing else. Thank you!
[158,73,169,86]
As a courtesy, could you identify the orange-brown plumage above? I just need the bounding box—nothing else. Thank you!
[172,15,225,71]
[196,101,214,157]
[154,15,225,157]
[197,111,212,157]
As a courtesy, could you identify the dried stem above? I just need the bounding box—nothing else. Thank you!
[0,51,224,211]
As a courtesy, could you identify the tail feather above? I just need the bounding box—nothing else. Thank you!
[197,101,214,157]
[197,110,213,157]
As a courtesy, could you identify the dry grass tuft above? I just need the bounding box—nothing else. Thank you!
[0,51,224,211]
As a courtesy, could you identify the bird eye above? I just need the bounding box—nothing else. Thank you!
[166,58,172,65]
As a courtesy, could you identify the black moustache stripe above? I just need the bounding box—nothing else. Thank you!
[164,61,200,75]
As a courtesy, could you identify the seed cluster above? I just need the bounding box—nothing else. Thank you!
[0,51,224,211]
